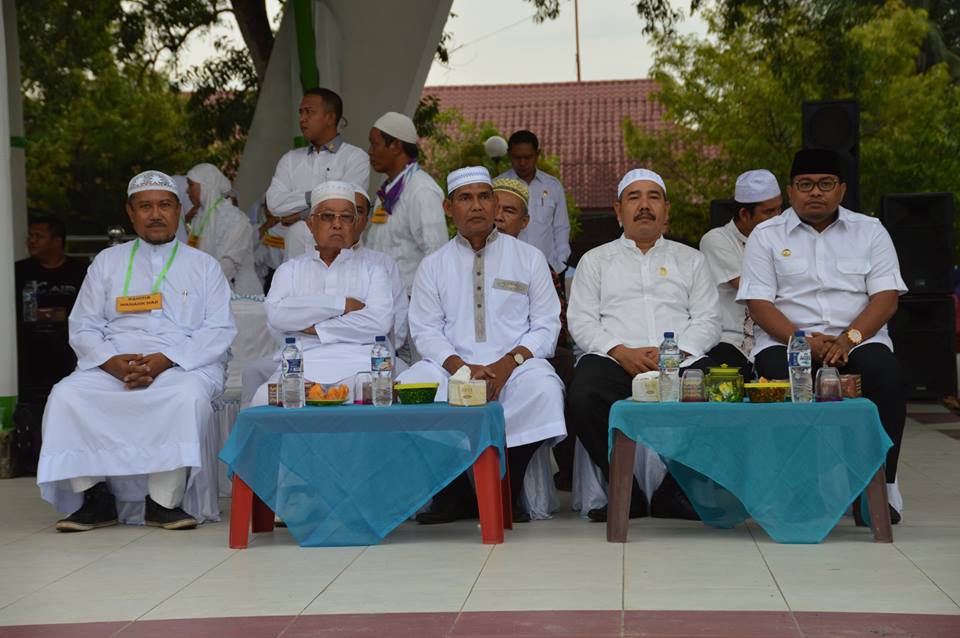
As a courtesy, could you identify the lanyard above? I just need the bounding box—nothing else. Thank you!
[122,239,180,296]
[193,195,224,239]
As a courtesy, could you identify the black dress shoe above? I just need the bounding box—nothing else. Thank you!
[145,496,197,530]
[853,500,901,526]
[415,501,478,525]
[56,482,118,532]
[587,488,649,523]
[512,509,531,524]
[650,475,700,521]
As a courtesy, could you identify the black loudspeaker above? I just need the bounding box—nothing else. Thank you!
[888,296,957,399]
[802,99,860,211]
[710,199,738,229]
[880,192,955,295]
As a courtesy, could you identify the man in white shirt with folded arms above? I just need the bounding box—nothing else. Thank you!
[566,168,721,523]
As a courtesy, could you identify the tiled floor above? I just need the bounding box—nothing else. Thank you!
[2,404,959,637]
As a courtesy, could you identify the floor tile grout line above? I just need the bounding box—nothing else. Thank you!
[746,522,803,637]
[620,539,626,638]
[284,544,370,623]
[0,525,160,613]
[450,541,497,634]
[890,539,960,610]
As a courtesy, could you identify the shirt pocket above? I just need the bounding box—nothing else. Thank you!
[774,256,808,277]
[834,257,870,292]
[168,290,205,329]
[490,284,530,324]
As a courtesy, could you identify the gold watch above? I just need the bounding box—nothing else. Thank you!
[846,328,863,345]
[512,351,526,366]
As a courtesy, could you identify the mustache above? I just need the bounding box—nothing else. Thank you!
[146,221,168,227]
[633,209,656,222]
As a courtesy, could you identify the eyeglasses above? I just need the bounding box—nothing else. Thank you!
[312,211,357,225]
[793,178,840,193]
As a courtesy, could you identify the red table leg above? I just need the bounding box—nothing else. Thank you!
[607,429,637,543]
[229,475,253,549]
[865,467,893,543]
[501,457,513,531]
[473,446,505,544]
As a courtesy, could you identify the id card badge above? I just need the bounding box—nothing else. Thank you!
[187,234,200,248]
[262,234,285,249]
[116,293,163,313]
[371,208,388,224]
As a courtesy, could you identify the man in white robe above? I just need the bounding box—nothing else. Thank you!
[38,170,237,532]
[185,163,263,295]
[265,87,370,218]
[250,181,393,404]
[397,166,567,524]
[253,198,300,292]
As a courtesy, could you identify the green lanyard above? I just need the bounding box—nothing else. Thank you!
[193,195,224,239]
[122,239,180,297]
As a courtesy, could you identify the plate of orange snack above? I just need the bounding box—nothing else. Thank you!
[305,382,351,406]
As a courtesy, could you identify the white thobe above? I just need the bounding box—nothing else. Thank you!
[265,138,370,217]
[254,222,292,281]
[284,223,409,348]
[699,220,753,357]
[736,207,907,357]
[361,164,448,294]
[251,248,394,404]
[193,200,263,295]
[498,168,571,273]
[567,235,721,363]
[38,239,237,515]
[397,231,566,448]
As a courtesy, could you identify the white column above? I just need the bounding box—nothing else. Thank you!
[0,0,19,422]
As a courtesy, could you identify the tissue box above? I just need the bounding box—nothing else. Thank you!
[449,379,487,406]
[632,372,660,402]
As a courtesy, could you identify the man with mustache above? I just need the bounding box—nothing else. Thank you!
[398,166,567,524]
[250,181,394,405]
[37,171,237,532]
[566,169,721,522]
[738,149,908,523]
[266,87,370,219]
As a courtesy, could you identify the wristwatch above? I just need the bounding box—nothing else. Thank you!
[845,328,863,345]
[512,351,527,366]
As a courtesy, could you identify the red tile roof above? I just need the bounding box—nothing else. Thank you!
[421,79,665,210]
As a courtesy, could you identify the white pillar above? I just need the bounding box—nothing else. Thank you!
[3,0,25,262]
[0,0,20,424]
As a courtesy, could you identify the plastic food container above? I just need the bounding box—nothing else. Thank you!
[744,382,791,403]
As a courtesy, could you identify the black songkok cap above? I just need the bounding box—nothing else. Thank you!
[790,148,845,181]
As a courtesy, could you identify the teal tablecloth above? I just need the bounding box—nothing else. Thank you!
[220,402,506,547]
[608,398,893,543]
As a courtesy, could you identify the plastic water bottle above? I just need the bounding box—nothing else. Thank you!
[659,331,681,402]
[788,330,813,403]
[280,336,304,409]
[22,281,37,323]
[371,336,393,407]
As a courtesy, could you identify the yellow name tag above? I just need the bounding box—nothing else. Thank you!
[187,234,200,248]
[116,293,163,313]
[371,208,388,224]
[262,234,285,249]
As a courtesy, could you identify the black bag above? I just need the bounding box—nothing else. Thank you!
[12,402,44,477]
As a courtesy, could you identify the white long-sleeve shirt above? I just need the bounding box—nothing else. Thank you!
[68,238,237,382]
[409,230,560,367]
[361,164,448,294]
[699,219,752,355]
[736,207,907,356]
[498,168,571,273]
[192,200,262,295]
[265,138,370,217]
[567,235,721,360]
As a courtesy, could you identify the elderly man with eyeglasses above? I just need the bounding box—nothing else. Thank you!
[249,181,394,405]
[737,148,908,523]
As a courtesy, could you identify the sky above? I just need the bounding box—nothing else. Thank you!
[180,0,707,88]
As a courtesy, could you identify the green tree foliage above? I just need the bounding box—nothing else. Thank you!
[623,1,960,259]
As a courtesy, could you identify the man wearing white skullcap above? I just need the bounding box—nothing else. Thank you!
[250,181,394,406]
[265,87,370,218]
[37,170,237,533]
[567,168,721,523]
[397,167,566,524]
[699,169,783,376]
[185,163,263,295]
[363,111,447,296]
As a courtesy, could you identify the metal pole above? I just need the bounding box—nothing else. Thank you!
[574,0,581,82]
[0,0,19,428]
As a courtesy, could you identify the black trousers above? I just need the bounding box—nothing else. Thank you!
[433,440,543,510]
[567,354,717,481]
[548,346,577,484]
[754,343,906,483]
[707,341,754,381]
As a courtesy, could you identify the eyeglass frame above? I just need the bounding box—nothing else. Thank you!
[792,177,841,193]
[310,210,358,225]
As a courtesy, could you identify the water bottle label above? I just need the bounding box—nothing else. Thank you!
[788,351,811,367]
[282,358,302,375]
[660,356,680,370]
[372,355,392,372]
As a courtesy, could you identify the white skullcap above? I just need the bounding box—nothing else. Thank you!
[310,181,357,210]
[127,170,179,197]
[734,169,780,203]
[352,184,371,203]
[446,166,492,196]
[373,111,418,144]
[617,168,667,198]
